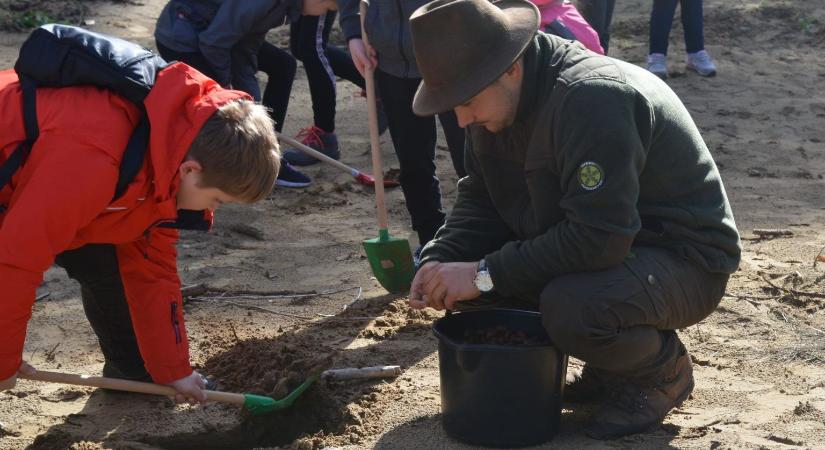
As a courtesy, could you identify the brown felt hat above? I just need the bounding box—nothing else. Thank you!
[410,0,540,116]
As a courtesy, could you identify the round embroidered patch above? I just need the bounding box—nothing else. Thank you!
[578,161,604,191]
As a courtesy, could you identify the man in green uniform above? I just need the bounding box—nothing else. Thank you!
[407,0,741,439]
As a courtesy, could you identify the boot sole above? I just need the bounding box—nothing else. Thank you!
[687,66,717,77]
[275,179,312,188]
[584,377,695,440]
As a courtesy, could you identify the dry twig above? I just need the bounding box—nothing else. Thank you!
[753,228,793,238]
[183,284,360,301]
[761,273,825,299]
[226,301,315,320]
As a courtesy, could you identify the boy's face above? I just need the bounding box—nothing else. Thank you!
[176,160,244,211]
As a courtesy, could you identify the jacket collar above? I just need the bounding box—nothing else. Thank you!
[514,32,563,127]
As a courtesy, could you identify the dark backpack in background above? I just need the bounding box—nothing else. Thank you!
[0,24,169,201]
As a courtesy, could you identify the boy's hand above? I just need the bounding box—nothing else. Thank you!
[302,0,338,16]
[166,371,208,405]
[0,361,36,391]
[348,38,377,78]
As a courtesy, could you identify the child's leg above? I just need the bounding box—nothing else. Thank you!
[54,244,149,381]
[577,0,616,53]
[155,40,221,82]
[374,69,445,247]
[436,111,466,178]
[680,0,706,53]
[650,0,680,55]
[290,13,338,132]
[257,42,297,133]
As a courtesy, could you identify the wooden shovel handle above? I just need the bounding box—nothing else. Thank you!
[360,1,389,231]
[276,132,359,176]
[21,370,246,406]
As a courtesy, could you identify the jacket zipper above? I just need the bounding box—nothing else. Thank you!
[171,301,182,344]
[393,0,410,77]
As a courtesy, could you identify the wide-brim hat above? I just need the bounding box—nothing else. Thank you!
[411,0,540,116]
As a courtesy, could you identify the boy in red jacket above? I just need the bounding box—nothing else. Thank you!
[0,62,280,405]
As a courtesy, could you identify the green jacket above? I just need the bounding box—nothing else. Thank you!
[419,32,741,302]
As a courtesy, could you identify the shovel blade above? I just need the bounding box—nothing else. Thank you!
[243,374,320,415]
[363,232,414,293]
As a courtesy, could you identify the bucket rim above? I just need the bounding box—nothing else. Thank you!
[432,308,554,353]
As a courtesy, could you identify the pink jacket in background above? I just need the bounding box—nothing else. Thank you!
[530,0,604,55]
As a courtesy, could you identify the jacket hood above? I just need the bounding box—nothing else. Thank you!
[143,62,251,206]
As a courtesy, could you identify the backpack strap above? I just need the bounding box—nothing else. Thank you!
[0,76,39,190]
[113,114,149,201]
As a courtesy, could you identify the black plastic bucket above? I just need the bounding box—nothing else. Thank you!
[433,309,568,447]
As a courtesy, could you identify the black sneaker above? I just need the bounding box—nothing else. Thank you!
[276,161,312,188]
[585,349,695,439]
[282,126,340,166]
[564,365,622,404]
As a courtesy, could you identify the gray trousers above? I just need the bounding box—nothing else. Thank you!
[458,247,728,383]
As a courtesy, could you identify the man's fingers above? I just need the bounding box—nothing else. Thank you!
[422,294,441,311]
[408,298,427,309]
[429,284,448,311]
[445,295,461,311]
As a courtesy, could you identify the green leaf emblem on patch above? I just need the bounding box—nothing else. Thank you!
[578,161,604,191]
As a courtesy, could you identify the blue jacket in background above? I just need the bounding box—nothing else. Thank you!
[339,0,430,79]
[154,0,302,99]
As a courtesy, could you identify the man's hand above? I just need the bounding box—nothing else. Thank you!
[0,361,36,391]
[302,0,338,16]
[409,261,481,311]
[348,38,377,78]
[166,371,208,405]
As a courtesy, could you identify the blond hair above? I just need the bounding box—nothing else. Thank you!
[187,99,280,202]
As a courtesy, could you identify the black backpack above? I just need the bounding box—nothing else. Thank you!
[0,24,169,202]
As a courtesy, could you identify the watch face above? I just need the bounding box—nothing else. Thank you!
[475,272,494,292]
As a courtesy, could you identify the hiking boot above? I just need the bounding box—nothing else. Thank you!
[275,161,312,188]
[646,53,668,79]
[686,49,717,77]
[585,348,694,440]
[564,365,622,404]
[282,126,340,166]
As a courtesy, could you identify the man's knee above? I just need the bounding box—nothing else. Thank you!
[540,282,597,352]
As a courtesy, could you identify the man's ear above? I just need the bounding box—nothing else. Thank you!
[179,159,203,176]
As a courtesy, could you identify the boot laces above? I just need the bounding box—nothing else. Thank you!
[296,125,326,149]
[608,383,649,413]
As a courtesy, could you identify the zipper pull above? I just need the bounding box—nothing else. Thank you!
[171,301,182,344]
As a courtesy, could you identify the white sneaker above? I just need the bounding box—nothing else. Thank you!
[686,50,717,77]
[647,53,668,79]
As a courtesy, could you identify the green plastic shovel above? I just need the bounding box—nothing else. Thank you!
[360,5,414,294]
[21,370,319,415]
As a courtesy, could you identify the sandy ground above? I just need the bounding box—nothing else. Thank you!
[1,0,824,449]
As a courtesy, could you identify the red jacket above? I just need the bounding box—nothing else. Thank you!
[0,62,249,383]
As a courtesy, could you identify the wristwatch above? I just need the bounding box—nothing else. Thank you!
[473,259,494,293]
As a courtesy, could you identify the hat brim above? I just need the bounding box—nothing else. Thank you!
[412,0,540,116]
